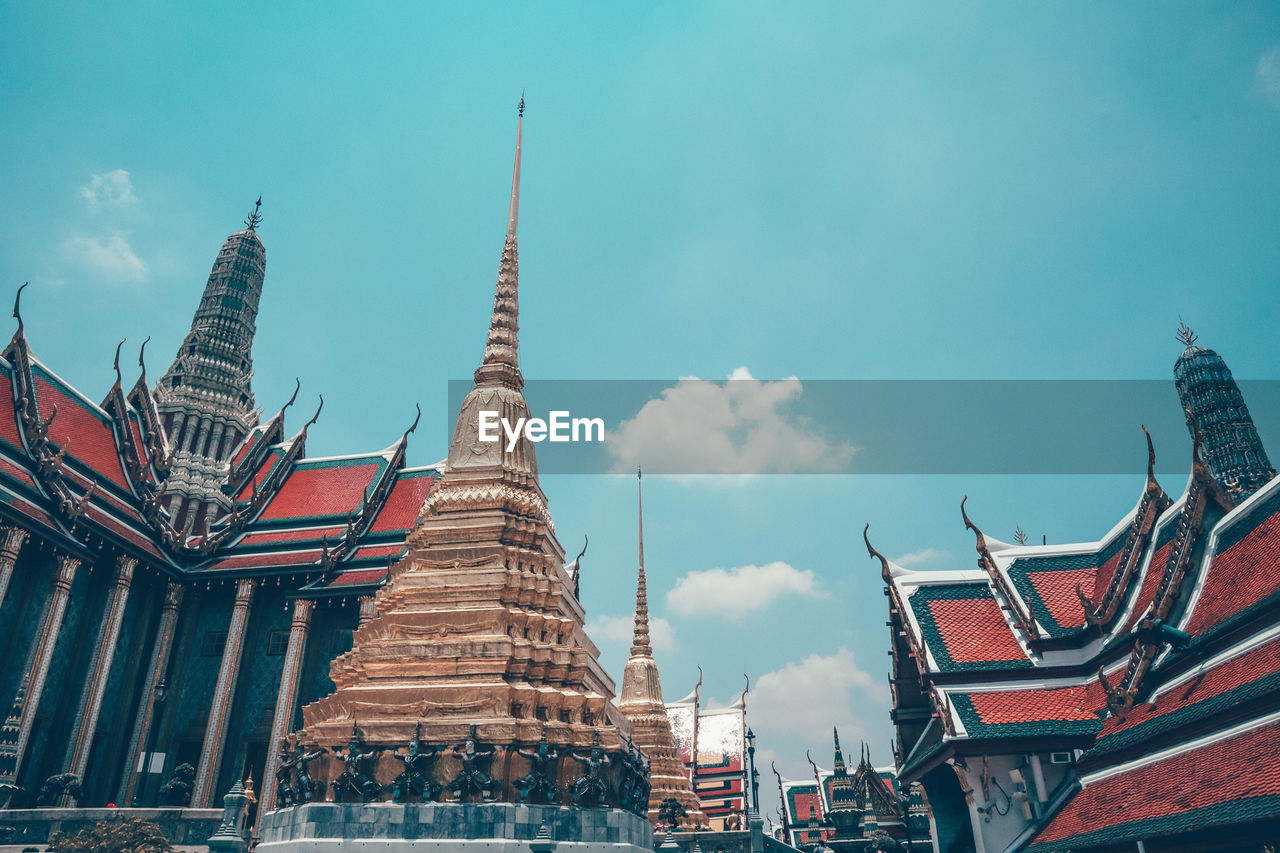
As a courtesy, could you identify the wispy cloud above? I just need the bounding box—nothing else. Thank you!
[892,547,950,569]
[608,367,857,474]
[79,169,138,209]
[666,560,822,621]
[62,233,149,283]
[1257,47,1280,106]
[585,613,678,652]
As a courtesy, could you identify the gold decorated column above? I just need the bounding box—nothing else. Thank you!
[192,578,257,807]
[259,598,313,815]
[0,526,29,608]
[64,556,136,788]
[119,582,185,805]
[0,553,81,783]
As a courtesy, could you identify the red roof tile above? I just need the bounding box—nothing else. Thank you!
[967,684,1101,727]
[1100,637,1280,741]
[0,455,35,490]
[347,543,406,561]
[230,428,262,470]
[0,382,23,451]
[34,374,129,489]
[1089,547,1125,603]
[238,525,345,546]
[211,549,323,570]
[86,503,162,558]
[927,595,1026,664]
[258,461,380,521]
[1025,567,1094,630]
[328,568,387,586]
[235,448,285,501]
[1187,505,1280,636]
[1033,719,1280,845]
[1121,541,1171,633]
[369,473,435,533]
[2,493,55,530]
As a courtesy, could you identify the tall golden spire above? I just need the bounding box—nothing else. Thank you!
[475,94,525,390]
[633,467,652,657]
[619,469,708,828]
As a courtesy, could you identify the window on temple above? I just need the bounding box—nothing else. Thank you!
[266,628,290,655]
[201,629,228,657]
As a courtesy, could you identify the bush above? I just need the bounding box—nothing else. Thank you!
[48,818,173,853]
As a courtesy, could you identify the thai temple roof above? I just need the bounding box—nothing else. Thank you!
[875,326,1280,849]
[0,276,437,595]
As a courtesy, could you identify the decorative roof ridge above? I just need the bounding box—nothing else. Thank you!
[1149,624,1280,705]
[292,449,394,466]
[1078,428,1173,627]
[1201,461,1280,539]
[962,496,1040,639]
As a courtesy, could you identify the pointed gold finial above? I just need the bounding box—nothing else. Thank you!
[474,100,525,389]
[632,465,652,657]
[508,96,523,238]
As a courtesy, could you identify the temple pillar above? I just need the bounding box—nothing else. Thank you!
[194,417,213,457]
[64,556,136,791]
[0,526,29,608]
[209,422,226,462]
[193,578,257,807]
[0,553,81,784]
[169,411,187,453]
[259,598,313,815]
[357,595,376,627]
[119,582,185,805]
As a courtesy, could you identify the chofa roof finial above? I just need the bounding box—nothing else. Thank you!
[112,339,126,386]
[12,282,28,340]
[863,523,893,582]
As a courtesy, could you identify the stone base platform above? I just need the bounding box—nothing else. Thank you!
[257,803,654,853]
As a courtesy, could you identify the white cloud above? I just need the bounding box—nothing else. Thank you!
[666,561,821,621]
[62,232,149,283]
[1258,47,1280,106]
[80,169,138,208]
[892,547,950,569]
[585,614,677,652]
[750,648,888,780]
[607,367,857,474]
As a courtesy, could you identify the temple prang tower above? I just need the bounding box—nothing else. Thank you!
[155,198,266,533]
[1174,321,1275,502]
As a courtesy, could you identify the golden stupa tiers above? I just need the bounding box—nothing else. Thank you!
[297,98,632,797]
[618,470,709,827]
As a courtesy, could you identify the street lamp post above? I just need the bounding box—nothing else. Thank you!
[133,678,168,806]
[746,728,760,819]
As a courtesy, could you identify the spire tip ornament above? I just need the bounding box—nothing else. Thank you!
[245,195,263,231]
[1176,320,1197,349]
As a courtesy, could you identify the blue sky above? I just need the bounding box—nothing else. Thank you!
[3,1,1280,822]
